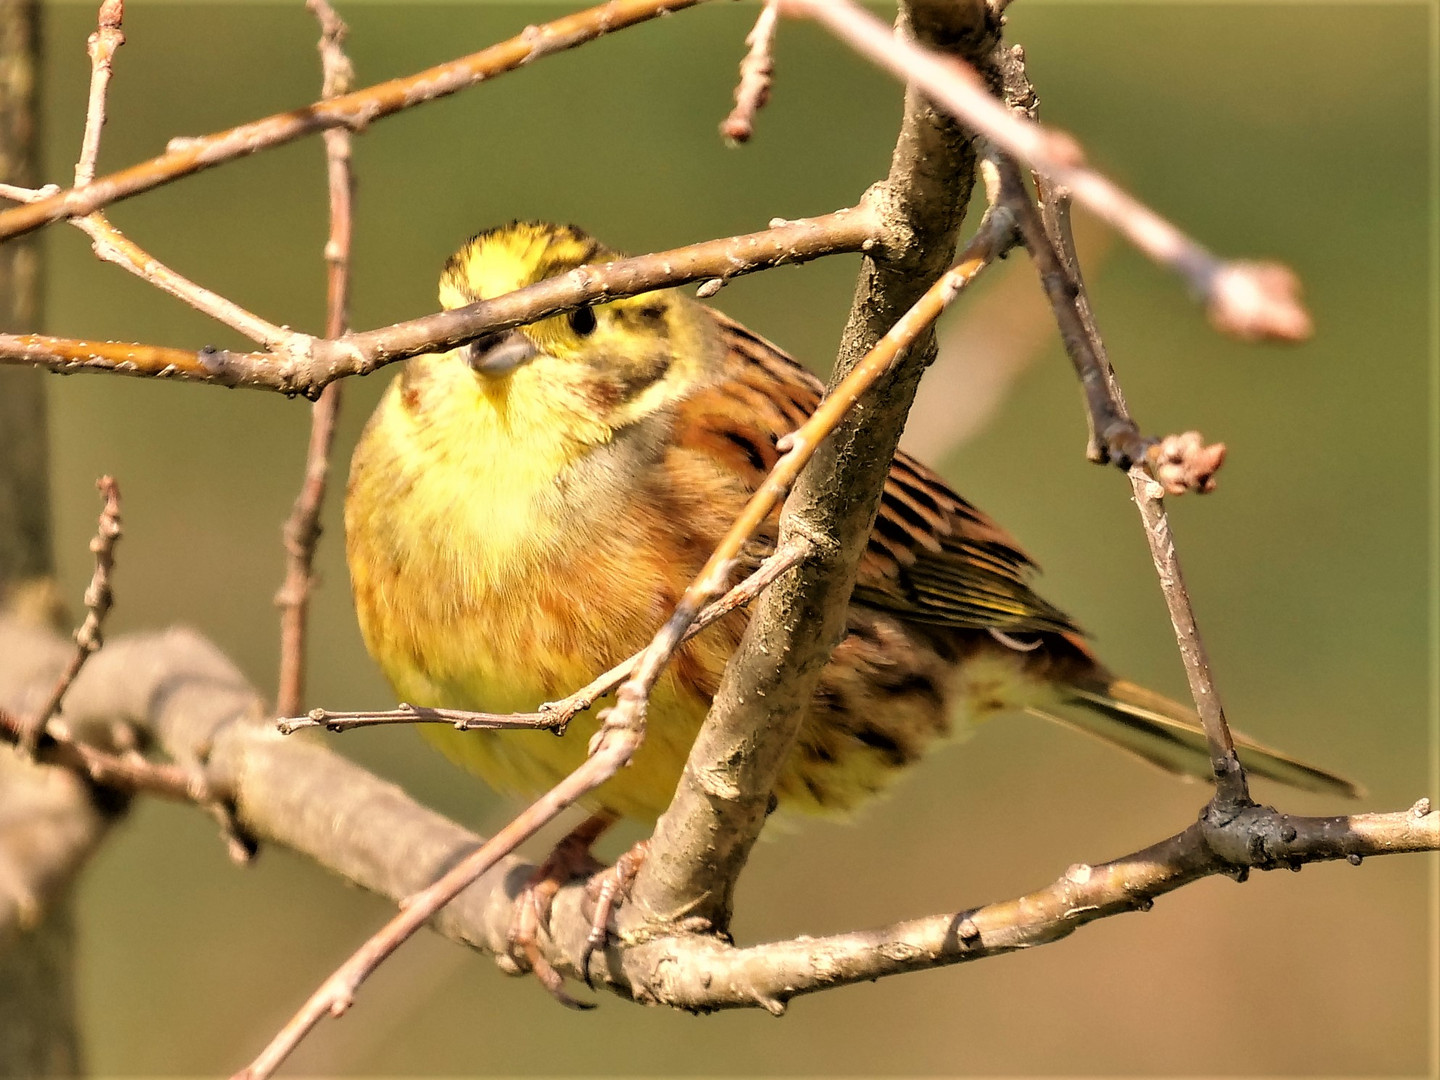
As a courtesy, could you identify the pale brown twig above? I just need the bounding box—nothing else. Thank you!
[780,0,1314,344]
[0,184,294,347]
[17,477,121,756]
[74,0,123,187]
[719,0,778,144]
[1128,467,1247,808]
[281,537,810,735]
[279,703,560,736]
[0,205,879,391]
[0,181,45,202]
[274,0,355,719]
[0,0,713,244]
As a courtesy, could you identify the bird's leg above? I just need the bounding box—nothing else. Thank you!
[579,837,652,988]
[510,810,616,1010]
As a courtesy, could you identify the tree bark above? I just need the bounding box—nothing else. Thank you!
[0,2,94,1074]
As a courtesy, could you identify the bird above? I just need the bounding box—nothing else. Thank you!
[344,221,1357,998]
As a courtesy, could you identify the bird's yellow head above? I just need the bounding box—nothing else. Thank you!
[424,221,718,443]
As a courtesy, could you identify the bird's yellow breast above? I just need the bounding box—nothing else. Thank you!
[345,356,746,820]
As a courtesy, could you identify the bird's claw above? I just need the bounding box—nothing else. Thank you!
[579,838,651,988]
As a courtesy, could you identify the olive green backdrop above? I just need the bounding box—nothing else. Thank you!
[27,0,1436,1075]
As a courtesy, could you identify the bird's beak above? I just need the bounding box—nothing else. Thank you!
[463,330,538,376]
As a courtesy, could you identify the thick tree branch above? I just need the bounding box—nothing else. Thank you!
[1,616,1433,1028]
[631,0,997,938]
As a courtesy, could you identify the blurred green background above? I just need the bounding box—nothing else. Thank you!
[23,0,1436,1074]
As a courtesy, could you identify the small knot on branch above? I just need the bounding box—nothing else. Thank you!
[1206,260,1313,343]
[1144,431,1227,495]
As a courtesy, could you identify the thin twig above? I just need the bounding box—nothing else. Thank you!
[0,205,880,391]
[17,477,121,756]
[0,181,50,202]
[999,155,1229,491]
[280,704,559,736]
[1,186,300,348]
[0,0,714,244]
[719,0,778,144]
[274,0,355,719]
[1128,467,1247,807]
[1024,167,1248,805]
[282,537,810,735]
[3,4,301,351]
[74,0,124,187]
[0,705,203,803]
[780,0,1314,343]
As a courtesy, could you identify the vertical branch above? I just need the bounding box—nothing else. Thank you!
[74,0,123,187]
[0,0,51,595]
[0,4,93,1075]
[632,0,997,934]
[20,476,122,754]
[275,0,354,718]
[719,0,778,144]
[1021,162,1249,807]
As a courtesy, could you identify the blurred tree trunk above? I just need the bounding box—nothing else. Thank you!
[0,1,87,1074]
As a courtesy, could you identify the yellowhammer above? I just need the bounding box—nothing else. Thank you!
[344,221,1355,995]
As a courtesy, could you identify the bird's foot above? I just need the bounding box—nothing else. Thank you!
[508,812,614,1010]
[579,837,651,988]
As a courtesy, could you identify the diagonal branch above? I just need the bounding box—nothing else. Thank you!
[14,477,121,756]
[0,0,714,244]
[782,0,1314,344]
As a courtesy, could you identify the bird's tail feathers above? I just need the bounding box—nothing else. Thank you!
[1027,676,1362,799]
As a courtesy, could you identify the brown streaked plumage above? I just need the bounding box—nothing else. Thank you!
[345,221,1360,833]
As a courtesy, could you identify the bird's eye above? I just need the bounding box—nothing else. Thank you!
[568,306,597,337]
